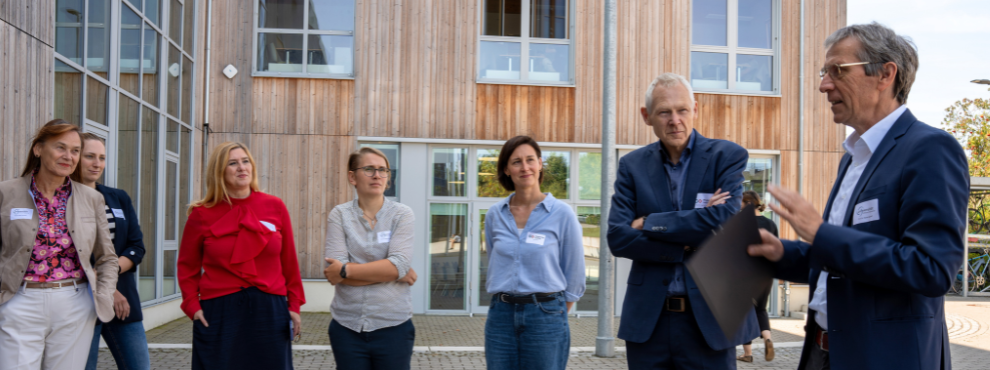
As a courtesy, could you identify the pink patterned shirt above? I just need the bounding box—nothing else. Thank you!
[24,174,84,282]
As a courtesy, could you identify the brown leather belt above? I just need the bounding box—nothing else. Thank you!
[23,279,84,289]
[663,296,690,312]
[814,325,829,351]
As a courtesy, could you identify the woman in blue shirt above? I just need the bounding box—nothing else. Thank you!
[483,136,586,370]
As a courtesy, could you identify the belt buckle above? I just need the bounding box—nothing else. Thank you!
[500,294,509,303]
[666,297,686,312]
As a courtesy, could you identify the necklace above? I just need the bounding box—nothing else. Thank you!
[363,212,377,229]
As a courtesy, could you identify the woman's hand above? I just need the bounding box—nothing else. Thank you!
[113,290,130,320]
[706,188,731,207]
[193,310,209,327]
[324,258,344,285]
[397,268,417,286]
[289,311,302,340]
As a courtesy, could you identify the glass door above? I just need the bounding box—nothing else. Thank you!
[427,203,469,312]
[469,201,497,314]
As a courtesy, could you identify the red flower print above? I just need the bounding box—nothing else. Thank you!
[38,249,48,256]
[67,248,76,254]
[50,258,59,268]
[63,260,74,269]
[73,271,82,278]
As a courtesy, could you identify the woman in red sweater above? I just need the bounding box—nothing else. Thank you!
[178,142,306,369]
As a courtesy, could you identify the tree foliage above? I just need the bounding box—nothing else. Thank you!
[941,97,990,177]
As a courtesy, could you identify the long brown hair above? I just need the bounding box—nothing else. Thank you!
[742,190,766,212]
[188,142,261,213]
[70,133,106,183]
[21,119,82,177]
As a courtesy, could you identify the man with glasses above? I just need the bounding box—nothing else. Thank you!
[748,22,967,370]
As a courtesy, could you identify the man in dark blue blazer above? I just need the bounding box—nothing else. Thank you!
[748,23,967,370]
[608,73,759,369]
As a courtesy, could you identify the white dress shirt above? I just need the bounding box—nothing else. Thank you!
[808,105,907,330]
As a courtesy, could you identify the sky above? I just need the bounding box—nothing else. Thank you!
[844,0,989,131]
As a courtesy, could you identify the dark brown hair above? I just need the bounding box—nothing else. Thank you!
[347,147,392,190]
[497,136,544,191]
[70,133,106,183]
[742,190,766,212]
[21,119,82,177]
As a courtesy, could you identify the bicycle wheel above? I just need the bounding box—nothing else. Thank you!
[969,208,986,234]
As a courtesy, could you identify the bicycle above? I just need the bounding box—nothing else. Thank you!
[951,246,990,294]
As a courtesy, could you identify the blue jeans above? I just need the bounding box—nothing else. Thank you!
[484,292,570,370]
[328,319,415,370]
[85,320,151,370]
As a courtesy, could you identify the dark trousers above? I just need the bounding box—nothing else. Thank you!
[806,340,830,370]
[626,309,734,370]
[744,284,772,345]
[192,287,293,370]
[328,319,415,370]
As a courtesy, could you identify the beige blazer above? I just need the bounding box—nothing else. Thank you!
[0,176,119,322]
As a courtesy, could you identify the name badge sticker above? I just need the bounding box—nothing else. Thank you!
[10,208,33,220]
[377,231,392,243]
[112,208,126,219]
[694,193,714,209]
[852,199,880,225]
[260,220,277,232]
[526,232,546,246]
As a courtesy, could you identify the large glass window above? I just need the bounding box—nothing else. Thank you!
[432,148,468,197]
[479,0,572,84]
[691,0,777,93]
[255,0,355,78]
[360,143,401,198]
[429,203,468,310]
[56,0,197,305]
[744,156,776,219]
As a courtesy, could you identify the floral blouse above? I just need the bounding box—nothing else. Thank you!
[24,175,83,282]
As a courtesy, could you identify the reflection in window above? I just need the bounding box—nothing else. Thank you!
[477,149,510,198]
[167,45,181,117]
[54,59,83,125]
[139,107,158,302]
[480,41,521,80]
[530,0,567,39]
[478,208,491,307]
[691,52,728,90]
[143,27,160,106]
[360,143,400,198]
[165,160,177,241]
[528,43,569,82]
[692,0,727,47]
[55,0,85,64]
[258,33,304,73]
[88,0,111,77]
[738,0,772,49]
[163,250,177,297]
[432,148,467,197]
[737,54,772,92]
[183,0,195,53]
[169,0,182,44]
[744,157,774,219]
[429,203,467,310]
[117,96,141,199]
[258,0,305,29]
[483,0,521,37]
[86,77,109,124]
[578,152,601,200]
[182,56,193,122]
[307,35,353,75]
[541,151,570,199]
[146,0,161,26]
[576,206,601,311]
[309,0,355,31]
[119,6,142,97]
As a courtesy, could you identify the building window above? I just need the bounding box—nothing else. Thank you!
[54,0,197,305]
[359,143,400,199]
[690,0,778,94]
[478,0,572,85]
[254,0,355,78]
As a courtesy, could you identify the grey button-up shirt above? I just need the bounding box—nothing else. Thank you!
[659,133,695,296]
[324,198,415,332]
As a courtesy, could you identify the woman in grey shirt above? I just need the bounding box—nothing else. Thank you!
[323,147,417,370]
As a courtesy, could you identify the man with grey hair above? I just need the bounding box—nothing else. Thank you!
[748,22,967,370]
[608,72,758,369]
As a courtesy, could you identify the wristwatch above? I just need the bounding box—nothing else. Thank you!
[339,263,348,279]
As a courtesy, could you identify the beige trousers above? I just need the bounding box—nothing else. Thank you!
[0,282,97,370]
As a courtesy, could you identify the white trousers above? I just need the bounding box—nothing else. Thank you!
[0,282,97,370]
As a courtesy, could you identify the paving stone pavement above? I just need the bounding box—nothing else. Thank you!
[105,296,990,369]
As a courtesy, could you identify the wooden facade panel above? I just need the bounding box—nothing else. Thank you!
[695,93,781,149]
[571,0,602,144]
[475,84,575,142]
[0,0,54,46]
[204,0,254,133]
[778,149,843,241]
[252,78,354,135]
[0,21,54,180]
[206,133,356,279]
[354,0,478,139]
[614,0,666,146]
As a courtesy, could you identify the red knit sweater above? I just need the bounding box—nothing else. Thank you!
[178,191,306,319]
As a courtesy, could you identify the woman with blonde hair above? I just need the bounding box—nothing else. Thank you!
[323,147,417,370]
[0,120,118,370]
[178,142,306,369]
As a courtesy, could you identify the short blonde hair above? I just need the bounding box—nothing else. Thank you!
[189,142,261,212]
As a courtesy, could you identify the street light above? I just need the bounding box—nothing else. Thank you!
[973,79,990,85]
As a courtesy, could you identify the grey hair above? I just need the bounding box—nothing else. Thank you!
[644,73,694,113]
[824,22,918,105]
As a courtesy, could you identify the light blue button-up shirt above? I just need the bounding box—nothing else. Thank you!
[484,193,587,302]
[660,132,696,296]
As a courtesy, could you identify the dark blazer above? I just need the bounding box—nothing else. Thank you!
[775,110,967,370]
[96,184,146,323]
[607,130,759,350]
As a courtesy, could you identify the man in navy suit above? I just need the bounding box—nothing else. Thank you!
[607,73,759,369]
[748,23,967,370]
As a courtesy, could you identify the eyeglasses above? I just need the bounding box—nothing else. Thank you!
[819,61,879,79]
[351,166,391,177]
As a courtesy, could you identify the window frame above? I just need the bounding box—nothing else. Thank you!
[251,0,357,79]
[689,0,781,95]
[476,0,576,86]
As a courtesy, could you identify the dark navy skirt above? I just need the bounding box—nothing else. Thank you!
[192,287,293,370]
